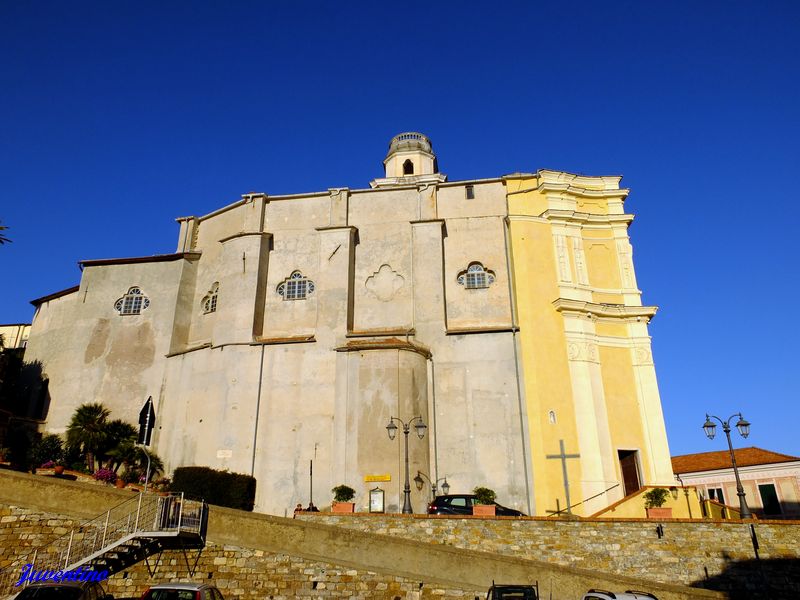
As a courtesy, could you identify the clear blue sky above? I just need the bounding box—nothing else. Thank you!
[1,2,798,458]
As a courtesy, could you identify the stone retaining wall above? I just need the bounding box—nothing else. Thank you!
[0,470,733,600]
[298,513,800,590]
[0,503,482,600]
[296,513,800,599]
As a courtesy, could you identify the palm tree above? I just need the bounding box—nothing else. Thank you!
[0,220,10,244]
[98,419,137,469]
[107,441,164,481]
[66,403,111,471]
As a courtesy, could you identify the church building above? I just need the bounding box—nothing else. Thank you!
[24,132,674,515]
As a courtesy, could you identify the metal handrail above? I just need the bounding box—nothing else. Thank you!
[0,492,205,593]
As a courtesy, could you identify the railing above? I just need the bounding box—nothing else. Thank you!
[0,492,205,593]
[393,132,426,142]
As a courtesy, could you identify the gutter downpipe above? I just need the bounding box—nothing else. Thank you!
[503,190,534,517]
[251,343,266,476]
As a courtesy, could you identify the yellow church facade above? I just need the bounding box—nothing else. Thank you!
[505,171,673,515]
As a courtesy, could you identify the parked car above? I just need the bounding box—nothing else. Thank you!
[13,581,112,600]
[486,582,538,600]
[581,590,658,600]
[140,583,225,600]
[427,494,526,516]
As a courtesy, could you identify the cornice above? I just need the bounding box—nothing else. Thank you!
[539,209,634,226]
[314,225,358,233]
[335,337,432,359]
[369,173,447,189]
[218,231,272,244]
[79,252,202,269]
[446,326,518,336]
[30,285,81,307]
[553,298,658,321]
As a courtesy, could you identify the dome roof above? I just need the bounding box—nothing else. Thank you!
[385,132,433,158]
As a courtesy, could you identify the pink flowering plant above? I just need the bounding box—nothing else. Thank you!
[93,468,117,484]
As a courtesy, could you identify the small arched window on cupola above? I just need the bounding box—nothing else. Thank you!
[403,159,414,175]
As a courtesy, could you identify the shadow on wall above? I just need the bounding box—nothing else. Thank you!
[0,358,50,470]
[692,557,800,600]
[756,500,800,520]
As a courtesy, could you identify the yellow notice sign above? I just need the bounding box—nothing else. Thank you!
[364,474,391,482]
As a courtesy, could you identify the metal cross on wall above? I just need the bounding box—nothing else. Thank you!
[546,439,580,515]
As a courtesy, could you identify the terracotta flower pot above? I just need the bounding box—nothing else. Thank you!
[472,504,496,516]
[332,502,355,513]
[54,465,65,475]
[115,479,126,489]
[646,507,672,519]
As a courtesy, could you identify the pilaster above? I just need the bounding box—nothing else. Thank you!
[629,328,674,484]
[213,232,272,345]
[315,226,357,343]
[328,188,350,228]
[561,312,618,514]
[410,219,446,333]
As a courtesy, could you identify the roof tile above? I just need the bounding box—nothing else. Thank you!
[672,447,800,474]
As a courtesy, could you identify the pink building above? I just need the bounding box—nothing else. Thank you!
[672,447,800,519]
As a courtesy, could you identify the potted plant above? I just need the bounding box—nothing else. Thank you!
[32,434,65,474]
[331,484,356,513]
[472,486,497,516]
[643,487,672,519]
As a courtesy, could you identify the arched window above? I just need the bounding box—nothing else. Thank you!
[403,159,414,175]
[114,287,150,315]
[202,282,219,314]
[277,271,315,301]
[457,262,496,290]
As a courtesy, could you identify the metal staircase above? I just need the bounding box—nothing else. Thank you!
[0,492,208,593]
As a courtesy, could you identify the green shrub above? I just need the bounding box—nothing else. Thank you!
[643,487,670,509]
[171,466,256,511]
[32,434,64,467]
[473,486,497,505]
[332,484,356,502]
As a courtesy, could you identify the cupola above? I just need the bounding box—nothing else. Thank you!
[371,132,446,188]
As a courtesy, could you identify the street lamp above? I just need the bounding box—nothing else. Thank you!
[413,470,450,501]
[386,416,427,514]
[703,412,752,519]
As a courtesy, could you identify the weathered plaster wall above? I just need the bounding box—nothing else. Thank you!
[25,258,189,432]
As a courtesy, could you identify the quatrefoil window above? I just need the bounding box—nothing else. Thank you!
[114,287,150,315]
[277,271,315,301]
[202,282,219,314]
[457,262,495,290]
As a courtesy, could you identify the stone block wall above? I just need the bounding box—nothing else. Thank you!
[0,505,79,570]
[0,472,739,600]
[0,502,482,600]
[298,513,800,597]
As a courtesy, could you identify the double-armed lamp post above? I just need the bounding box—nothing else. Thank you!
[414,470,450,502]
[386,416,427,514]
[702,412,752,519]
